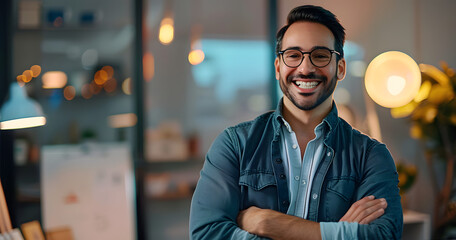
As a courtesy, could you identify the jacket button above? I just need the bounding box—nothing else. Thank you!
[279,174,286,179]
[275,158,282,164]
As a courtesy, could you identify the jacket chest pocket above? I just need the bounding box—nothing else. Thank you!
[323,178,356,222]
[239,172,278,210]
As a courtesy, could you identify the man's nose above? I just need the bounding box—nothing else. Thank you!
[297,55,316,73]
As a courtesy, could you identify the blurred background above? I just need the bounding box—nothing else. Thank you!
[0,0,455,239]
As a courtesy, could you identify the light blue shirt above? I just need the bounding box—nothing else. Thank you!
[279,117,359,239]
[227,117,361,240]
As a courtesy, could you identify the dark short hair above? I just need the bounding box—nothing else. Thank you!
[275,5,346,60]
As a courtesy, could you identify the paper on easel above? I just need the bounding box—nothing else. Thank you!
[41,143,135,240]
[9,229,24,240]
[0,229,23,240]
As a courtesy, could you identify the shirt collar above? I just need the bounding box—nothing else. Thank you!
[273,98,339,134]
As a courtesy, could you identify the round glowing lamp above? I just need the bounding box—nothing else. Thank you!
[364,51,421,108]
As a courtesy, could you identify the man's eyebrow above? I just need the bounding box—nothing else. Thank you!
[282,45,330,51]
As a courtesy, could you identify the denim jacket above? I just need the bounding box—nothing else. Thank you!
[190,103,403,239]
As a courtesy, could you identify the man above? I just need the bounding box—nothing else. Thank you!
[190,5,402,240]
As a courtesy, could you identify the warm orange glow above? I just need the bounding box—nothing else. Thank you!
[94,70,109,85]
[108,113,137,128]
[63,86,76,100]
[188,49,205,65]
[17,75,25,86]
[159,18,174,45]
[122,78,132,95]
[42,71,68,89]
[143,52,155,81]
[23,70,33,82]
[30,65,41,77]
[104,78,117,93]
[0,117,46,130]
[90,82,102,94]
[102,66,114,79]
[81,84,92,99]
[99,70,108,81]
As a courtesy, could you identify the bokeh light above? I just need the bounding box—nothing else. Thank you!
[102,66,114,79]
[63,86,76,100]
[42,71,68,89]
[143,52,155,81]
[81,49,98,69]
[159,18,174,45]
[188,49,205,65]
[108,113,137,128]
[30,65,42,77]
[22,70,33,82]
[122,78,132,95]
[17,75,25,87]
[89,81,102,95]
[81,84,92,99]
[104,78,117,93]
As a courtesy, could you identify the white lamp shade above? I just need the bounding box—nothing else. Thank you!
[365,51,421,108]
[0,83,46,130]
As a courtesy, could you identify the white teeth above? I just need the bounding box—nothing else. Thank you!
[296,81,318,89]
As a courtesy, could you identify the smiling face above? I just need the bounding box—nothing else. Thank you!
[275,21,346,111]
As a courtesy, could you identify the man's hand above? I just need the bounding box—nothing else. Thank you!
[339,195,387,224]
[237,206,321,240]
[237,206,270,236]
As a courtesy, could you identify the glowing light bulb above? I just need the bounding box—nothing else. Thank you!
[365,51,421,108]
[387,75,406,96]
[188,49,205,65]
[159,18,174,45]
[42,71,68,89]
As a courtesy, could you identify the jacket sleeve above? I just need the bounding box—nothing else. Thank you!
[189,129,267,240]
[354,142,403,239]
[319,142,402,240]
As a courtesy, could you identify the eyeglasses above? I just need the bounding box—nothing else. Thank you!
[278,47,341,68]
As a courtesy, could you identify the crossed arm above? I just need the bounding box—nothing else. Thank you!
[190,130,402,239]
[236,195,387,240]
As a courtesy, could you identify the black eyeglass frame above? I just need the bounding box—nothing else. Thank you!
[278,47,341,68]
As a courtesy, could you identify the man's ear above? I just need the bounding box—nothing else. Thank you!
[274,57,280,80]
[337,58,346,81]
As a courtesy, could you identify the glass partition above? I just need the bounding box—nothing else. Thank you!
[142,0,272,239]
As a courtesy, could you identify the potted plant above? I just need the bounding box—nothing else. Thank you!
[392,62,456,238]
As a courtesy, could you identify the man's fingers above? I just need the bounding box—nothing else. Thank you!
[340,196,387,223]
[359,208,385,224]
[353,198,387,223]
[339,195,374,222]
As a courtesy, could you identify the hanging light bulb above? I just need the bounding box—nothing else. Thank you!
[188,49,204,65]
[42,71,68,89]
[188,25,204,65]
[159,17,174,45]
